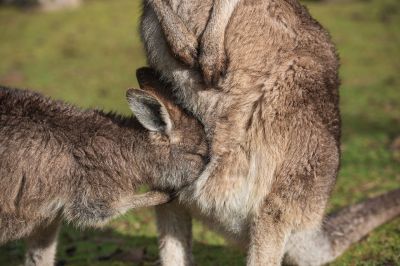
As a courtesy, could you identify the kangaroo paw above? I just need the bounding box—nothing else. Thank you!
[149,0,199,67]
[199,34,227,86]
[169,30,198,67]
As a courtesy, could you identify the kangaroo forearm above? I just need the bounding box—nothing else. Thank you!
[148,0,198,66]
[117,191,172,210]
[64,190,171,228]
[207,0,241,33]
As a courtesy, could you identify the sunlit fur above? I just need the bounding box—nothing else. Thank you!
[0,70,208,266]
[141,0,400,265]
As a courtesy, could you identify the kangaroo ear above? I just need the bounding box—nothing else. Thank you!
[126,89,173,134]
[136,67,160,91]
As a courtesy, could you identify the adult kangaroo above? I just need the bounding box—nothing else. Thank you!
[140,0,400,265]
[0,69,208,266]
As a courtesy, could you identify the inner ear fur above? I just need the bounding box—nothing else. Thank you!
[126,88,173,133]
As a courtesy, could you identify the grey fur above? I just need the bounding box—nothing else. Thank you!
[140,0,400,265]
[0,68,208,265]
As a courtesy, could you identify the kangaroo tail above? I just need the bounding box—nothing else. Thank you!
[284,188,400,266]
[323,188,400,260]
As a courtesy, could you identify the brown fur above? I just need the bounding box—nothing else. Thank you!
[140,0,397,265]
[146,0,242,85]
[284,188,400,265]
[0,68,208,265]
[141,0,340,264]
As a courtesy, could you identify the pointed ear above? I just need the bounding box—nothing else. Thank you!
[136,67,170,94]
[136,67,159,90]
[126,89,173,133]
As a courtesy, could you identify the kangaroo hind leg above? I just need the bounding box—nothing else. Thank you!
[25,217,61,266]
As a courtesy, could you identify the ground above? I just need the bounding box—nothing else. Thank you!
[0,0,399,265]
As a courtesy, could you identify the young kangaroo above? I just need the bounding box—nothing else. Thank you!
[0,68,208,266]
[141,1,400,265]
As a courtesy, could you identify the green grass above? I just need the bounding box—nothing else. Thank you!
[0,0,399,265]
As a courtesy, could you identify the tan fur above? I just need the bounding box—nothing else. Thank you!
[141,0,340,265]
[198,0,242,85]
[284,188,400,265]
[146,0,241,85]
[141,0,399,265]
[0,69,208,265]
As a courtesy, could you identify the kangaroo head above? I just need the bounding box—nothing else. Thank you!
[126,67,208,190]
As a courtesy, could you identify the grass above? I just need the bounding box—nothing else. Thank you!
[0,0,399,265]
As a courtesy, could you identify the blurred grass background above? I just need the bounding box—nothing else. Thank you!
[0,0,399,265]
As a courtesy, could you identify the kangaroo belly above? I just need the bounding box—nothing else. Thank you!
[141,8,277,236]
[187,201,250,244]
[179,148,276,241]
